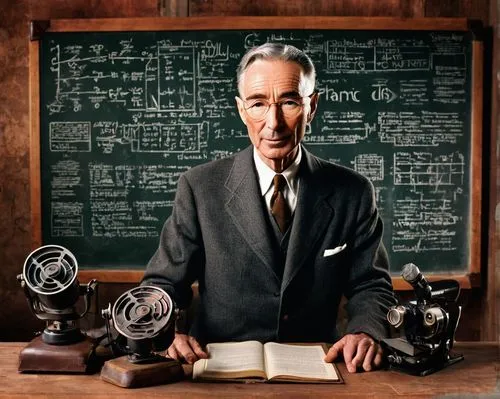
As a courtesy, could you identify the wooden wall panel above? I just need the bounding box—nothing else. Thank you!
[189,0,425,17]
[29,0,159,20]
[425,0,462,17]
[425,0,490,22]
[491,0,500,342]
[0,0,35,340]
[160,0,189,16]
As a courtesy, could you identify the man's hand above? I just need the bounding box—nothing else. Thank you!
[324,333,383,373]
[166,333,208,364]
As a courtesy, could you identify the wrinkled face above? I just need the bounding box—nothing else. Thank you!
[236,60,318,172]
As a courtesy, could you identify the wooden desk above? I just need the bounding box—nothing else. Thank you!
[1,342,498,398]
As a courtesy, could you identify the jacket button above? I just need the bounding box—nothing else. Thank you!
[282,314,289,321]
[274,291,280,297]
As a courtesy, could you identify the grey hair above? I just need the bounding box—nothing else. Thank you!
[236,42,316,96]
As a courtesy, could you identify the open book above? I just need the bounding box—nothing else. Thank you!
[192,341,342,383]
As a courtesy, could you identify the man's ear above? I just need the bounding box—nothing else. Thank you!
[307,92,320,124]
[235,96,247,126]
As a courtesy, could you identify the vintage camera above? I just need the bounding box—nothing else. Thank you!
[382,263,464,376]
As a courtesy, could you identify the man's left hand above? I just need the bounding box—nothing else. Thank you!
[324,333,383,373]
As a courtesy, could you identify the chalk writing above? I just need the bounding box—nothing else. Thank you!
[39,29,473,271]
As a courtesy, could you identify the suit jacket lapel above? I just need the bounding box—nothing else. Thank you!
[224,146,278,280]
[282,148,335,291]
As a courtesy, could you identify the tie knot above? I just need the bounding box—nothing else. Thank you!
[273,174,287,192]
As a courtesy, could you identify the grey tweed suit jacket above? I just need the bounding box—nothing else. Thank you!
[142,145,396,344]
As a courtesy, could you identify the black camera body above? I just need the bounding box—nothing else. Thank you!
[382,264,464,376]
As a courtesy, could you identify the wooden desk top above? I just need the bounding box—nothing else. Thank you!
[0,342,498,398]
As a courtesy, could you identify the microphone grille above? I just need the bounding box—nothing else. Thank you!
[401,263,420,283]
[23,245,78,295]
[112,286,173,340]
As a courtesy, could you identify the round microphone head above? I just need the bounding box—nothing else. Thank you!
[112,286,174,341]
[23,245,78,296]
[401,263,420,283]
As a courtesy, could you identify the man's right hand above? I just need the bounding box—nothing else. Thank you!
[166,333,208,364]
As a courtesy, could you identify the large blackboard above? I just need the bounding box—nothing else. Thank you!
[31,17,483,281]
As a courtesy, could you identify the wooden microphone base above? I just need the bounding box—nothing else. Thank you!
[100,355,184,388]
[18,335,98,373]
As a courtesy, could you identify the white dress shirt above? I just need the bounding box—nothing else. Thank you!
[253,146,301,214]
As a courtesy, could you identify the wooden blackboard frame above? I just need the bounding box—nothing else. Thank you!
[29,16,483,289]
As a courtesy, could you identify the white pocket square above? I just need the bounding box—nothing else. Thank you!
[323,244,347,257]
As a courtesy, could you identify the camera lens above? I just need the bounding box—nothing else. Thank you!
[425,311,435,325]
[387,306,406,328]
[422,307,448,338]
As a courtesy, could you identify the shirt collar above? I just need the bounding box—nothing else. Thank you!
[253,146,302,196]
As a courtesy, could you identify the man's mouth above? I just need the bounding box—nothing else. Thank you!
[264,136,290,142]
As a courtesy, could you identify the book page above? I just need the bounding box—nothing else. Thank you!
[264,343,339,381]
[193,340,266,380]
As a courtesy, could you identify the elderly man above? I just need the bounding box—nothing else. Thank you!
[142,42,396,373]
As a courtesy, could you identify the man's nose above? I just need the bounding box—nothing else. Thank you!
[266,103,283,130]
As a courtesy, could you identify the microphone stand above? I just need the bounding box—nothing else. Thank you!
[17,279,100,373]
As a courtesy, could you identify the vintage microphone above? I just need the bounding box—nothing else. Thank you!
[100,286,183,388]
[17,245,99,373]
[401,263,432,302]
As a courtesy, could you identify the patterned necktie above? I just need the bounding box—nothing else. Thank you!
[270,174,291,233]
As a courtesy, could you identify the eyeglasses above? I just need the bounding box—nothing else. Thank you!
[240,93,315,121]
